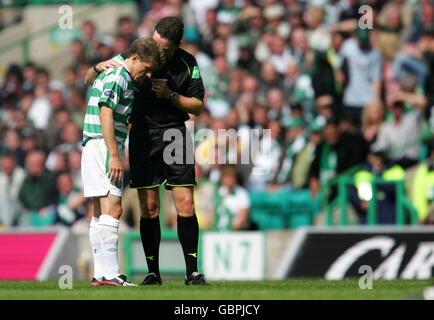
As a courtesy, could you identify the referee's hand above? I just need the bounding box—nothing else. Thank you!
[108,155,123,185]
[151,78,170,99]
[95,59,121,73]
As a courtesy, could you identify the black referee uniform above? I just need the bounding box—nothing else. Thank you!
[126,48,205,189]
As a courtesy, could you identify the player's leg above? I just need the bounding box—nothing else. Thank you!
[89,198,104,285]
[82,140,107,286]
[137,187,163,285]
[99,192,136,286]
[171,186,208,285]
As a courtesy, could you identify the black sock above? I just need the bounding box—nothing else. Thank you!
[177,214,199,277]
[140,217,161,278]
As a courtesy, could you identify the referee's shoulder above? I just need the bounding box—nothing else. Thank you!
[177,48,198,66]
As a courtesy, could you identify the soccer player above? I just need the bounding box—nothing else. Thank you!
[86,17,208,285]
[82,37,165,286]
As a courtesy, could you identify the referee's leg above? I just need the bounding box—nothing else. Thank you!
[172,186,201,279]
[137,187,162,281]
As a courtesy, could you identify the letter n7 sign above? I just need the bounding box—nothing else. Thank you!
[202,232,265,280]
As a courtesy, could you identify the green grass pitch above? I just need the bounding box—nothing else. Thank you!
[0,279,432,300]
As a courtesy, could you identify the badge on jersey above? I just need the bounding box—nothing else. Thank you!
[192,66,200,79]
[103,89,115,99]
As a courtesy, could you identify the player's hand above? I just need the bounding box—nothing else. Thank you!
[108,155,123,185]
[95,60,121,73]
[151,79,170,99]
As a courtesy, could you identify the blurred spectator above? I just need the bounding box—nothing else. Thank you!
[213,165,252,231]
[113,35,129,55]
[0,65,23,103]
[268,34,293,74]
[67,87,87,128]
[361,100,385,146]
[237,40,261,77]
[258,61,284,98]
[55,121,82,153]
[376,5,405,60]
[18,150,58,227]
[117,16,138,46]
[216,0,241,26]
[45,108,71,151]
[248,118,282,190]
[309,119,363,198]
[21,62,37,93]
[412,140,434,224]
[340,27,383,127]
[349,148,405,224]
[338,112,369,163]
[305,6,331,52]
[70,40,87,70]
[80,20,100,61]
[314,95,335,127]
[372,99,426,168]
[272,116,306,188]
[91,38,114,66]
[0,129,26,167]
[55,171,86,226]
[197,8,218,56]
[326,31,346,97]
[0,153,25,228]
[377,0,415,43]
[267,87,291,121]
[292,121,324,190]
[27,84,51,130]
[20,128,40,155]
[67,149,83,190]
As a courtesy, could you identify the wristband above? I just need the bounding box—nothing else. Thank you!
[93,65,101,74]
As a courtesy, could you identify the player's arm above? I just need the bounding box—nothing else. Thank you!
[97,71,126,184]
[85,60,122,86]
[99,104,122,184]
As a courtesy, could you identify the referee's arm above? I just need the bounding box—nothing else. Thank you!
[151,79,204,116]
[167,93,203,116]
[85,60,122,85]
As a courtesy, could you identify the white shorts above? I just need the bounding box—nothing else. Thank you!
[81,138,125,198]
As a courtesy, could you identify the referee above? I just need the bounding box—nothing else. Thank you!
[86,17,207,285]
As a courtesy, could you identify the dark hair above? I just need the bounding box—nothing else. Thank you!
[392,100,405,109]
[36,67,50,77]
[118,16,132,24]
[325,117,339,127]
[154,16,184,46]
[0,152,14,160]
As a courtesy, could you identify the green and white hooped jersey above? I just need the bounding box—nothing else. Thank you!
[83,55,134,144]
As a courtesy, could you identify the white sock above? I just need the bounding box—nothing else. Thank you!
[89,217,104,280]
[99,214,121,279]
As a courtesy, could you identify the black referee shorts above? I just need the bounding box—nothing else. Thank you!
[128,124,196,190]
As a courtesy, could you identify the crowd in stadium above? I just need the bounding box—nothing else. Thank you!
[0,0,433,230]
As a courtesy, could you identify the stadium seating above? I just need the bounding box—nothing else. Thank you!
[249,189,321,230]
